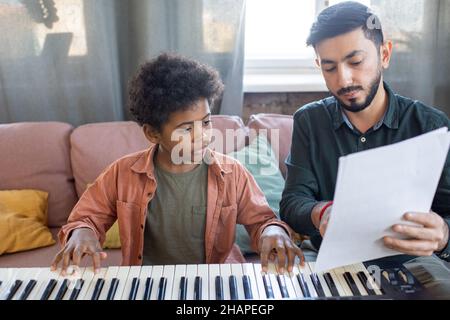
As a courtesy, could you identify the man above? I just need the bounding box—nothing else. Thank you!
[280,1,450,262]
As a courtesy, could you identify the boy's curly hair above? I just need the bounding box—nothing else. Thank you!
[128,53,224,131]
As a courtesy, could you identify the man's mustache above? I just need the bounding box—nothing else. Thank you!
[337,86,363,96]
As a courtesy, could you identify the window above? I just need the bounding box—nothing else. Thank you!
[244,0,371,92]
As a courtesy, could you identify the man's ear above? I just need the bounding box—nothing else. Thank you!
[315,57,321,68]
[380,40,393,69]
[142,124,160,145]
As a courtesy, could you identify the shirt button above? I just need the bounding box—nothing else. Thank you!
[138,255,142,260]
[360,137,367,143]
[442,253,449,259]
[140,224,144,229]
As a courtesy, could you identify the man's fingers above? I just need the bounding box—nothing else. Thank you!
[285,242,297,273]
[392,224,436,241]
[260,249,270,273]
[403,212,439,228]
[384,236,438,254]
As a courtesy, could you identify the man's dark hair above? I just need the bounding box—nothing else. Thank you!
[306,1,384,48]
[128,53,224,130]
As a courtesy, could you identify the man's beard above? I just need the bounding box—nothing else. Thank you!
[334,70,382,113]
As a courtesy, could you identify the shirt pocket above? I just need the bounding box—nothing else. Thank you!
[191,205,207,240]
[215,205,238,253]
[116,201,141,237]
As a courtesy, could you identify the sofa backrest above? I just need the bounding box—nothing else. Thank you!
[0,122,78,227]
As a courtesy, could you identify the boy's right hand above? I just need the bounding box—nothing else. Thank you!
[51,228,107,275]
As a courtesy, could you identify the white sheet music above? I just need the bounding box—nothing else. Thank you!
[315,128,450,273]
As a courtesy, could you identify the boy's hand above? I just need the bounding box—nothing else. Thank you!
[259,225,305,273]
[51,228,107,275]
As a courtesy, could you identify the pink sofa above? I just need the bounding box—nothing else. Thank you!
[0,114,293,268]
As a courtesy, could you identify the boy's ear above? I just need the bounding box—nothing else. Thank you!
[142,124,161,145]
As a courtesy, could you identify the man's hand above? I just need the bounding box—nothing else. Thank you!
[51,228,107,275]
[311,202,333,237]
[384,212,450,256]
[259,225,304,274]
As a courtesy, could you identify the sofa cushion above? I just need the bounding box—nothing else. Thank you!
[70,122,150,197]
[0,228,122,268]
[247,114,293,178]
[0,122,78,227]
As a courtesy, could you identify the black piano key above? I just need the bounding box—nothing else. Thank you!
[357,272,376,296]
[276,275,289,298]
[229,275,238,300]
[106,278,119,300]
[128,277,140,300]
[179,277,188,300]
[91,278,105,300]
[323,273,340,297]
[55,279,70,300]
[19,280,37,300]
[6,280,23,300]
[157,277,167,300]
[242,275,253,300]
[296,273,311,298]
[262,274,274,299]
[69,279,84,300]
[343,272,361,296]
[143,277,153,300]
[194,276,202,300]
[40,279,57,300]
[310,273,325,297]
[215,276,224,300]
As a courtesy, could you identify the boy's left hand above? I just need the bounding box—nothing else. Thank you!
[259,225,305,273]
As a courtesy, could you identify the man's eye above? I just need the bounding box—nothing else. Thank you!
[324,67,336,72]
[350,61,362,66]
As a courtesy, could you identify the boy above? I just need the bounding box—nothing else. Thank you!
[52,53,303,275]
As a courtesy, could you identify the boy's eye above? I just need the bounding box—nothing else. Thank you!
[203,120,211,126]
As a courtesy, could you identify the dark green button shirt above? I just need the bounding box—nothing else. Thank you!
[280,82,450,261]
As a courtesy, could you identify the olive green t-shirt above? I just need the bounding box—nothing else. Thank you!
[142,161,208,265]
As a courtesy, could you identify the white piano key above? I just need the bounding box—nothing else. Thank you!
[266,264,282,299]
[149,266,163,300]
[135,266,152,300]
[62,268,86,301]
[98,267,120,300]
[162,265,175,300]
[112,267,131,300]
[172,265,186,300]
[307,262,332,298]
[351,263,383,296]
[252,263,267,299]
[197,264,209,301]
[219,264,232,300]
[287,264,304,299]
[27,268,61,300]
[230,264,246,300]
[0,268,19,300]
[81,268,108,300]
[343,265,368,296]
[75,268,95,300]
[185,265,197,300]
[10,268,36,300]
[208,264,221,300]
[331,268,354,297]
[121,266,141,300]
[241,263,259,300]
[268,264,295,299]
[298,264,318,298]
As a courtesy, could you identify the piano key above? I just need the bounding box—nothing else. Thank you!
[179,277,188,300]
[185,265,197,300]
[286,265,304,299]
[215,276,224,300]
[55,279,70,300]
[97,267,120,301]
[323,272,340,297]
[242,275,253,300]
[276,275,289,298]
[296,271,311,298]
[266,264,282,299]
[219,264,232,300]
[208,264,221,300]
[299,264,318,298]
[135,266,152,300]
[157,277,167,300]
[148,266,163,300]
[76,268,95,300]
[161,265,175,300]
[128,277,139,300]
[82,268,107,301]
[143,277,153,300]
[11,268,37,300]
[331,268,354,297]
[120,266,141,300]
[197,264,209,301]
[252,263,268,299]
[343,265,368,296]
[62,268,86,301]
[352,263,383,295]
[194,276,202,301]
[171,265,186,300]
[343,272,361,296]
[112,267,130,301]
[69,279,85,300]
[6,280,23,300]
[229,275,238,300]
[308,262,333,298]
[241,263,259,300]
[40,279,58,300]
[230,264,246,300]
[27,269,60,300]
[19,279,37,300]
[0,268,17,300]
[276,269,297,299]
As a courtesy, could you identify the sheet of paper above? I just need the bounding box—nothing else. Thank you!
[314,128,450,273]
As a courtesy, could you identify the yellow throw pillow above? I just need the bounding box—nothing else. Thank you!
[0,189,56,255]
[86,183,121,249]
